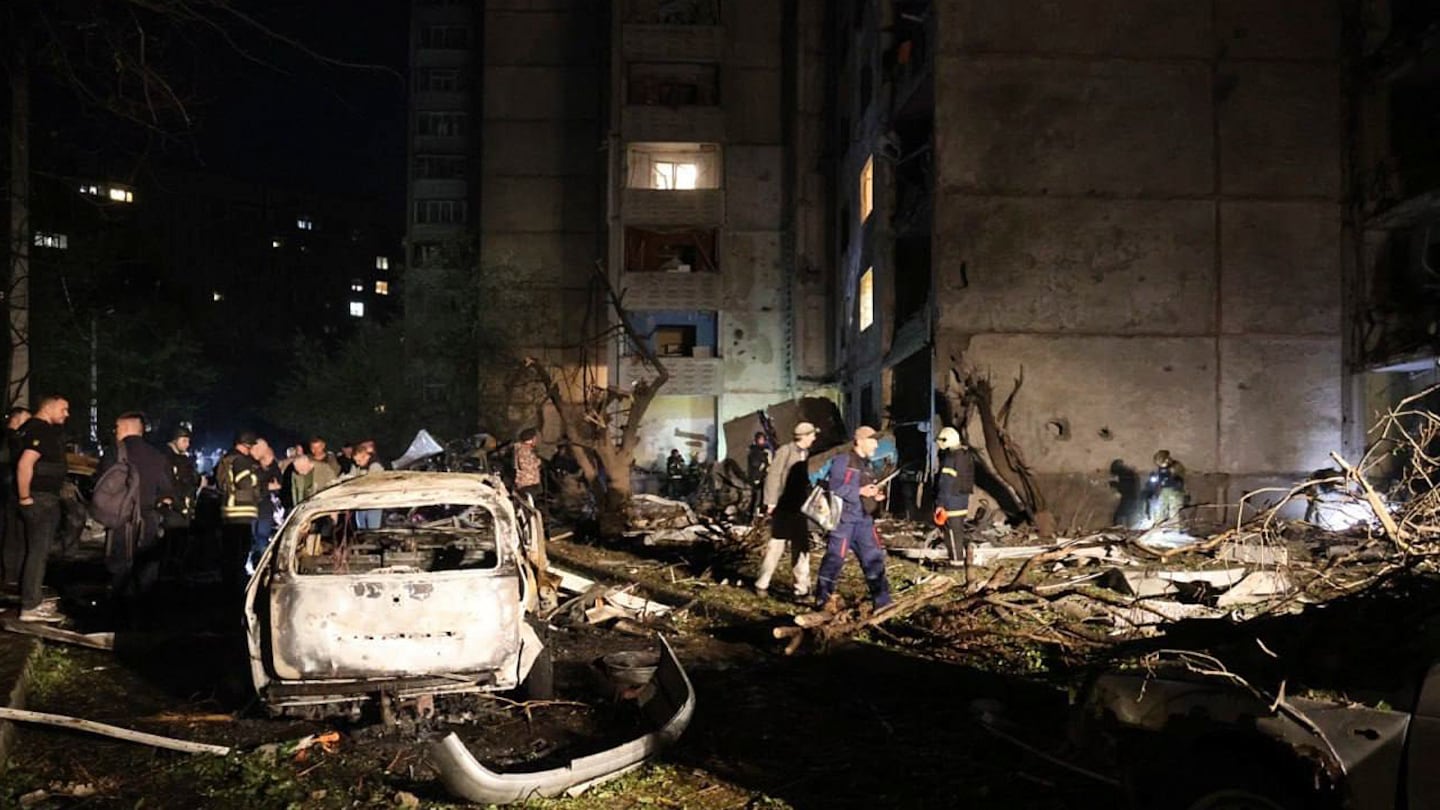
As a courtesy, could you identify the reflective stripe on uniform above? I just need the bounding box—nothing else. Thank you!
[945,508,968,517]
[941,467,958,476]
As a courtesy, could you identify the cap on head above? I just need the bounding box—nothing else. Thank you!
[172,425,192,441]
[937,426,961,450]
[854,425,878,442]
[235,430,258,448]
[793,421,817,439]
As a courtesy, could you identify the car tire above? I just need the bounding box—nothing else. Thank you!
[519,643,554,701]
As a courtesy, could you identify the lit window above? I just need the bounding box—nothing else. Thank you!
[33,232,68,249]
[107,187,134,203]
[78,184,99,196]
[350,280,364,293]
[375,256,389,270]
[212,291,224,302]
[651,161,698,190]
[860,155,874,223]
[271,239,282,249]
[297,217,313,231]
[859,267,874,331]
[349,301,365,318]
[375,280,390,296]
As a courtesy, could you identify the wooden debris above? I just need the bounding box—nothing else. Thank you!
[1,618,114,650]
[0,707,231,755]
[774,576,957,654]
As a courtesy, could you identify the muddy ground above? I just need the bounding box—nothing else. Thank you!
[0,538,1123,809]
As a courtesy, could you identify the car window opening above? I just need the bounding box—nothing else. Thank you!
[294,504,502,575]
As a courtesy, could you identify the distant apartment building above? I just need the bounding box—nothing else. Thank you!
[406,0,828,464]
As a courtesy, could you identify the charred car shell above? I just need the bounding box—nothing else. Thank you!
[243,471,549,716]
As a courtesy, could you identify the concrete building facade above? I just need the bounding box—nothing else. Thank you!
[407,0,829,464]
[835,0,1353,526]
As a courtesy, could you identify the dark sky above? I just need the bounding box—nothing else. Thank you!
[188,0,410,217]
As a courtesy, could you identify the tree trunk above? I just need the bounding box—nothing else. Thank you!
[8,47,31,408]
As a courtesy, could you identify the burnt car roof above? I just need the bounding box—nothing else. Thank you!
[298,471,514,512]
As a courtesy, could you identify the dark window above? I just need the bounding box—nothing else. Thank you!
[420,25,469,49]
[628,63,720,106]
[414,200,467,225]
[414,155,466,179]
[417,112,467,137]
[624,226,718,273]
[418,68,462,92]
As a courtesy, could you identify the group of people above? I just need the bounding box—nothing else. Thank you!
[0,392,389,626]
[750,421,977,615]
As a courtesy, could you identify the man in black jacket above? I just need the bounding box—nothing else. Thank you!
[105,412,175,617]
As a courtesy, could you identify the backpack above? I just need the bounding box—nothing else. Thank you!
[90,442,142,531]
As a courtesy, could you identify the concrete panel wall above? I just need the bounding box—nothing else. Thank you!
[927,0,1347,524]
[1220,202,1342,335]
[935,59,1214,195]
[1217,64,1341,198]
[481,121,602,177]
[720,231,782,309]
[721,310,785,392]
[935,199,1217,334]
[724,146,783,230]
[1218,337,1342,474]
[940,0,1212,58]
[726,69,783,144]
[954,333,1220,473]
[480,177,598,233]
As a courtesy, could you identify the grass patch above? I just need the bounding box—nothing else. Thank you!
[25,645,79,703]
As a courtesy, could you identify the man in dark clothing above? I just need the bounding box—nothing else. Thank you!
[0,406,31,590]
[813,426,893,613]
[15,396,71,622]
[162,425,200,578]
[105,412,175,614]
[934,426,976,582]
[746,432,771,519]
[755,422,817,598]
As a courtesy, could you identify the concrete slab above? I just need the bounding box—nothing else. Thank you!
[724,146,784,231]
[1220,202,1342,335]
[1218,63,1342,198]
[1215,0,1340,61]
[935,57,1213,195]
[1218,337,1342,474]
[939,0,1212,59]
[933,198,1216,335]
[951,333,1220,472]
[721,231,783,309]
[726,69,783,144]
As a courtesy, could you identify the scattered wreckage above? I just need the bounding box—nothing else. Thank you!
[242,470,695,803]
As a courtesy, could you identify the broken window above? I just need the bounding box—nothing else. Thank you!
[625,226,718,273]
[627,310,718,358]
[627,143,722,189]
[628,63,720,106]
[293,505,502,575]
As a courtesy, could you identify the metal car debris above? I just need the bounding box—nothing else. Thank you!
[243,471,553,717]
[428,633,695,805]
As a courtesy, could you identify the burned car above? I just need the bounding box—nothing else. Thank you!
[243,471,553,718]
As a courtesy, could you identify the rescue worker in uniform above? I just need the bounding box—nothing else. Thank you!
[933,426,976,582]
[217,431,261,588]
[745,431,771,519]
[813,426,893,613]
[1144,449,1187,527]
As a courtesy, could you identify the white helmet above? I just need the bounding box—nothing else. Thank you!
[937,426,961,450]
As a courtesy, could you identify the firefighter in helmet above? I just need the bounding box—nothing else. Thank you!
[934,426,976,581]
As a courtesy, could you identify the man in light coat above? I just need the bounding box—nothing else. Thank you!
[754,422,818,599]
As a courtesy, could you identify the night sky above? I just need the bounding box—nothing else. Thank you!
[188,0,410,217]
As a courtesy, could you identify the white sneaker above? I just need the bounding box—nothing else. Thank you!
[19,601,64,623]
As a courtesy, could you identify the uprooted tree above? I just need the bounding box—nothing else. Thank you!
[943,364,1057,536]
[525,263,669,535]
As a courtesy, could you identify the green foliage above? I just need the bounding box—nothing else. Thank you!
[25,644,78,703]
[265,321,410,451]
